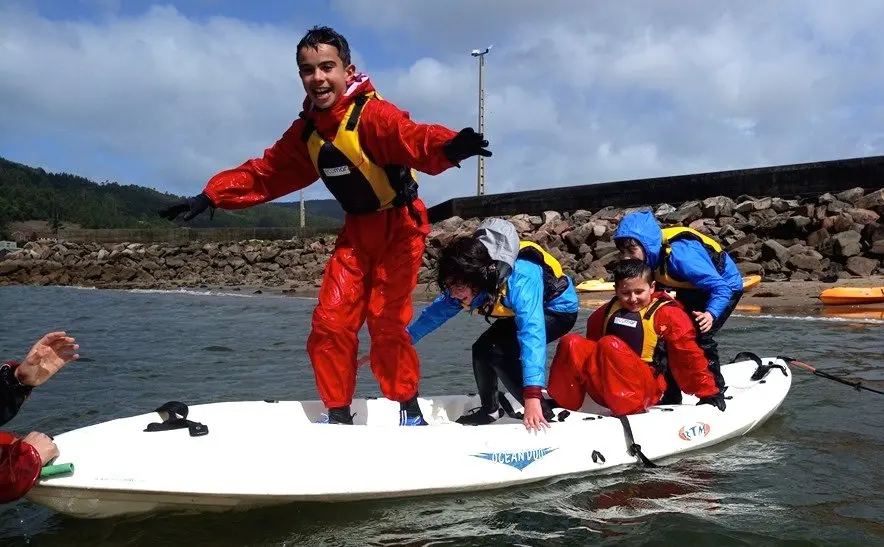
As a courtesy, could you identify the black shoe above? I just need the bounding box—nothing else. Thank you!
[456,407,504,426]
[399,395,428,426]
[317,406,354,425]
[400,410,429,426]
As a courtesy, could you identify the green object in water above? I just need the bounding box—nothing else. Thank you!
[40,463,74,479]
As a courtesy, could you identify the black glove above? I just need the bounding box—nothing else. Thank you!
[158,192,215,221]
[697,393,726,412]
[443,127,492,167]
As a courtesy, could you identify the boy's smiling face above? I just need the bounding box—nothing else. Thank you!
[615,276,655,313]
[297,43,355,110]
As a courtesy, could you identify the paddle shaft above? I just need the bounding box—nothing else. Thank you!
[782,357,884,396]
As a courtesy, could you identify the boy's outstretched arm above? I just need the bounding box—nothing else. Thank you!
[361,100,491,176]
[203,120,320,209]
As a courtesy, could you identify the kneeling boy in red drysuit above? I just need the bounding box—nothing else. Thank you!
[547,259,726,416]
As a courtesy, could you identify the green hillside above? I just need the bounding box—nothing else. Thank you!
[0,156,343,236]
[275,198,345,221]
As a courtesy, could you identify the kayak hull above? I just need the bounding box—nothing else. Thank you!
[742,274,762,291]
[575,279,615,292]
[27,357,792,519]
[819,287,884,306]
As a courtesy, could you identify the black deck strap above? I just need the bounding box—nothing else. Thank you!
[144,401,209,437]
[732,351,787,381]
[617,415,658,468]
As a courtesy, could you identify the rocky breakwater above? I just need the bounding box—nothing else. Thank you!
[429,187,884,286]
[0,237,339,291]
[1,187,883,292]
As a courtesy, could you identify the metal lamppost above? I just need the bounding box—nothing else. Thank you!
[299,190,305,230]
[471,45,492,197]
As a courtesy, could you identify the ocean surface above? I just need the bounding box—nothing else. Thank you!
[0,285,882,546]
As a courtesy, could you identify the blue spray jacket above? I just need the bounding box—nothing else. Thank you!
[407,257,578,389]
[614,210,743,319]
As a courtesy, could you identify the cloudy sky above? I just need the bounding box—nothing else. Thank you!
[2,0,884,207]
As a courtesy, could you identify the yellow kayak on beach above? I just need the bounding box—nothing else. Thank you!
[575,278,615,293]
[742,275,762,291]
[576,275,763,293]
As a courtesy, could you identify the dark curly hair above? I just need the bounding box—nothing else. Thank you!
[436,236,499,294]
[297,25,352,66]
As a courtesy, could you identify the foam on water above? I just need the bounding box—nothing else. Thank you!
[124,287,256,298]
[733,312,884,325]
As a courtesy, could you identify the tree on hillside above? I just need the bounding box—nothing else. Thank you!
[0,156,344,232]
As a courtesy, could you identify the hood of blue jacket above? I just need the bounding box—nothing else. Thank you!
[613,210,662,269]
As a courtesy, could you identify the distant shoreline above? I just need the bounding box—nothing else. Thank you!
[22,277,880,319]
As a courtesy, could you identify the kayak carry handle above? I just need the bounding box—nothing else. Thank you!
[144,401,209,437]
[731,351,787,381]
[40,463,74,479]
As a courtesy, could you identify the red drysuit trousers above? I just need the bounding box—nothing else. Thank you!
[306,200,430,408]
[547,334,668,416]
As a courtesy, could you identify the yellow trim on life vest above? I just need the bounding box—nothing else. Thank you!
[518,241,564,278]
[304,92,419,211]
[655,227,725,289]
[603,296,671,362]
[482,241,567,318]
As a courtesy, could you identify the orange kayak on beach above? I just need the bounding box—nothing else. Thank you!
[819,286,884,306]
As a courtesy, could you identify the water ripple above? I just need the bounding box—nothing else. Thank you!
[0,285,881,546]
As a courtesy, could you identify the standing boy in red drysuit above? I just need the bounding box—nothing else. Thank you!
[159,26,491,425]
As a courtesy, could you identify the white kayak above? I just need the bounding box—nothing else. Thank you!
[27,355,792,519]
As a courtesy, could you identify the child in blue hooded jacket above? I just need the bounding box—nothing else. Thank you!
[407,218,579,431]
[613,210,743,398]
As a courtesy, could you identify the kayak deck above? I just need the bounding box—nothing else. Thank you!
[27,357,792,519]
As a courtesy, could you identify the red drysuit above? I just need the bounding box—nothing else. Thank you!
[1,361,41,503]
[547,292,720,416]
[203,75,458,408]
[0,431,41,503]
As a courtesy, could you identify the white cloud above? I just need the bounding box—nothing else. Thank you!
[2,1,884,210]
